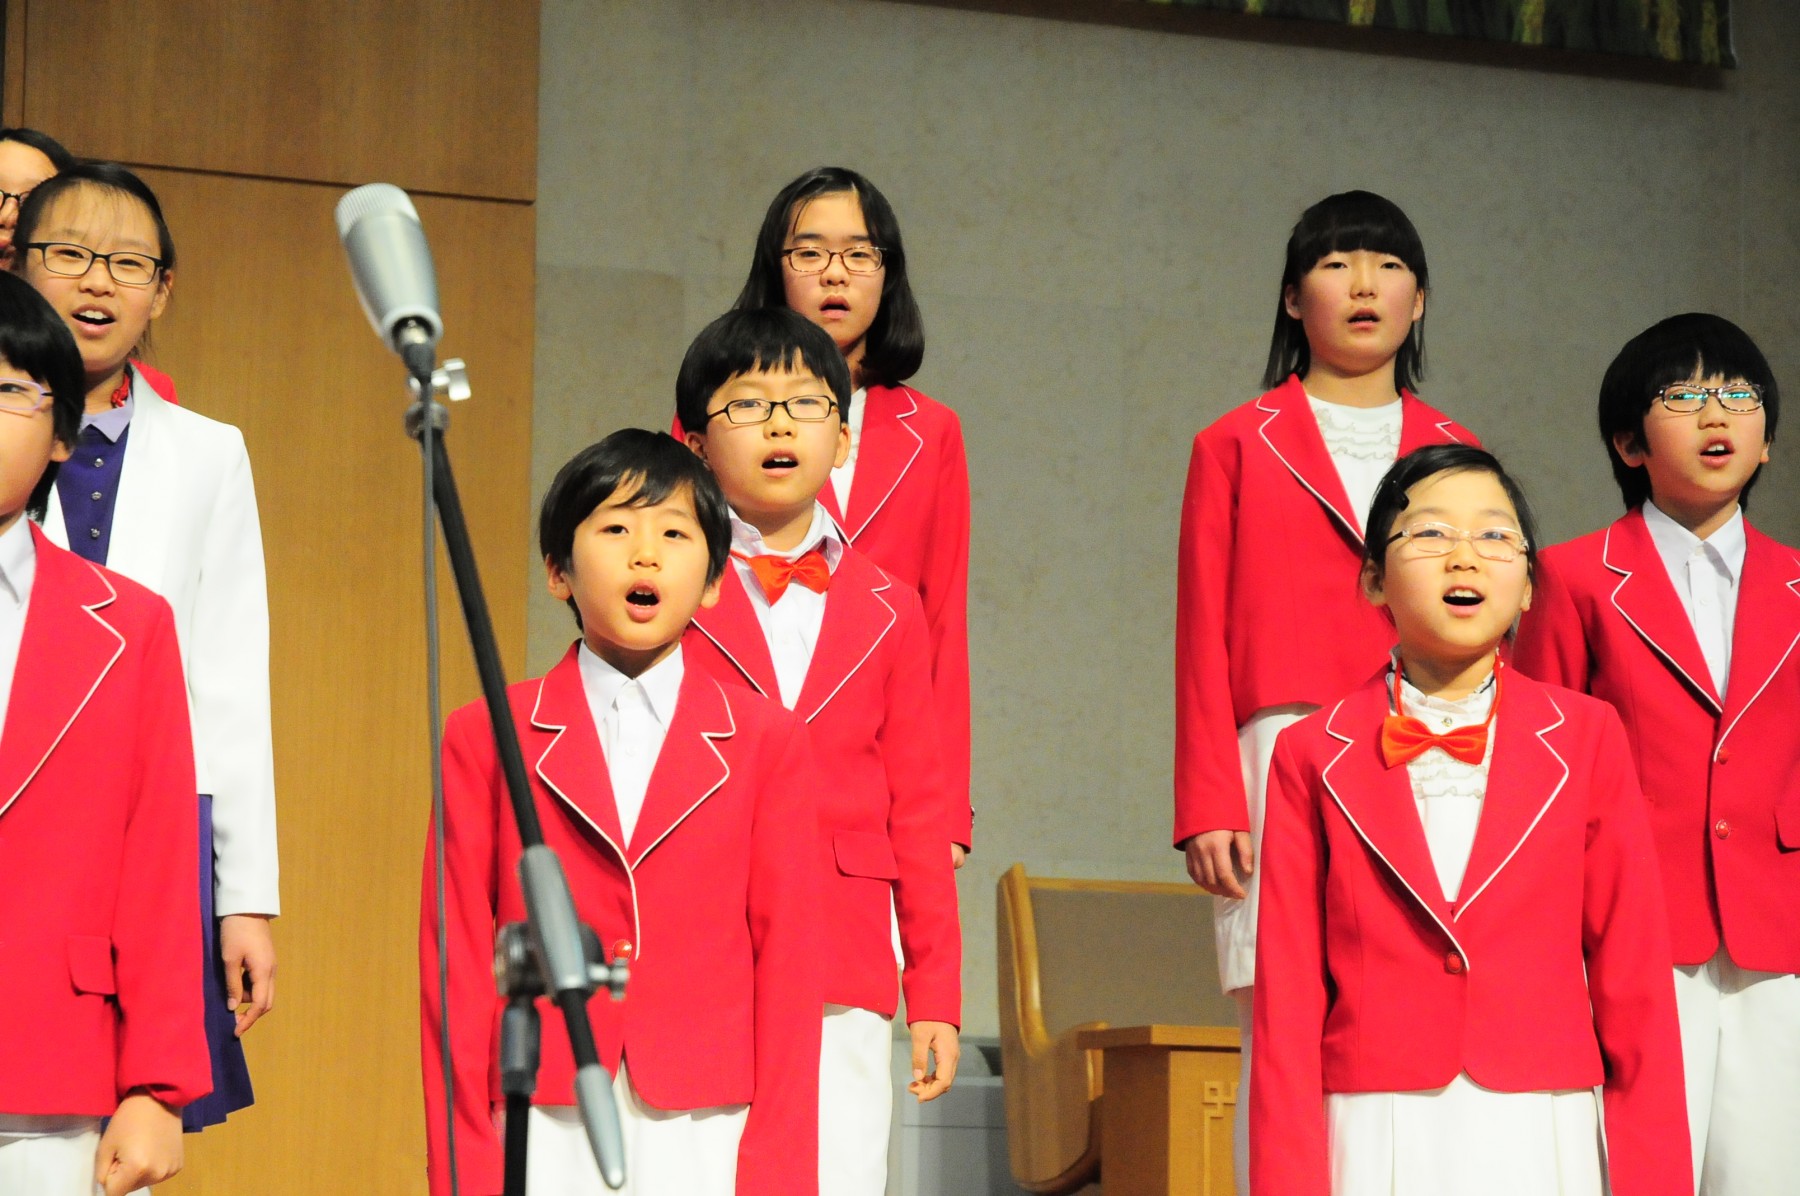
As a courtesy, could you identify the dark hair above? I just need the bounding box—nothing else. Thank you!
[1597,312,1779,511]
[538,430,733,628]
[1362,444,1540,588]
[0,128,76,173]
[675,307,853,434]
[733,166,924,387]
[1263,190,1429,393]
[13,161,178,276]
[0,271,85,519]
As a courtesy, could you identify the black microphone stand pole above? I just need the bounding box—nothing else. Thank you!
[405,363,629,1195]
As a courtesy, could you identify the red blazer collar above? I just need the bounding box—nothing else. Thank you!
[1720,524,1800,744]
[818,385,922,542]
[0,528,127,817]
[1602,509,1724,711]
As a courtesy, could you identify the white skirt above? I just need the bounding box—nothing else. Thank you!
[1327,1074,1604,1196]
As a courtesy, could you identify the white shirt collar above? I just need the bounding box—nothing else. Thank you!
[728,503,846,573]
[1642,500,1747,585]
[0,517,36,610]
[576,641,684,728]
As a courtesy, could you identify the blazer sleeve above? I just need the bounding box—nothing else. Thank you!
[1511,551,1592,692]
[883,595,963,1026]
[919,406,973,851]
[735,712,825,1196]
[421,702,506,1196]
[1249,729,1332,1196]
[1580,710,1693,1195]
[190,429,280,916]
[115,601,210,1106]
[1173,430,1251,844]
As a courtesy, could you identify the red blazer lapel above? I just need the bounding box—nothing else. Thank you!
[1320,676,1466,955]
[688,571,780,700]
[794,551,898,723]
[1719,526,1800,746]
[0,531,128,817]
[529,646,627,854]
[627,670,734,867]
[1395,392,1472,455]
[839,386,923,543]
[1603,510,1723,712]
[1454,672,1568,919]
[1255,375,1363,543]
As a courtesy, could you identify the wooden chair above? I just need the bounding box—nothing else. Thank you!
[996,864,1240,1194]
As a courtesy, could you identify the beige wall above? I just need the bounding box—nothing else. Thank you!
[533,0,1800,1038]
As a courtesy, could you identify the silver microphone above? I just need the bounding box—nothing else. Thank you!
[335,183,444,377]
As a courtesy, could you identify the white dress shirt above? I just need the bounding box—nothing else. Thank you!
[1309,394,1402,534]
[0,517,36,742]
[1400,672,1497,903]
[1641,500,1746,697]
[577,643,683,845]
[728,504,845,709]
[830,387,868,513]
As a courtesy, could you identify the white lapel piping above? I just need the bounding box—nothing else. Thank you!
[1453,695,1568,920]
[1432,417,1468,445]
[801,569,898,724]
[1256,395,1361,545]
[627,679,736,871]
[1,563,125,816]
[528,678,641,958]
[1716,567,1800,756]
[1321,699,1470,967]
[691,619,772,700]
[841,387,923,543]
[1602,525,1722,713]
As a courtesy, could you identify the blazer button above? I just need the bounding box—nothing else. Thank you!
[1445,951,1465,974]
[611,939,634,961]
[1714,820,1731,840]
[1715,748,1732,765]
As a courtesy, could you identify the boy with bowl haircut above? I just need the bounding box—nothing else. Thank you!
[1516,313,1799,1194]
[676,308,961,1196]
[420,429,822,1196]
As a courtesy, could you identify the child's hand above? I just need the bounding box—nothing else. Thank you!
[95,1090,183,1194]
[907,1020,960,1103]
[951,843,967,870]
[221,913,278,1035]
[1183,830,1255,899]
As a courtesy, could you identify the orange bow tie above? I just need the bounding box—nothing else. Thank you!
[1379,662,1500,769]
[737,548,831,604]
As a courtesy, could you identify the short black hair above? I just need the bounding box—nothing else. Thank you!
[733,166,924,388]
[675,307,853,435]
[538,430,732,627]
[13,161,178,276]
[0,127,76,172]
[1597,312,1779,511]
[1362,444,1540,587]
[0,271,84,520]
[1264,190,1429,393]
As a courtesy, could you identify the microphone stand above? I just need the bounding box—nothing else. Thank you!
[405,360,629,1194]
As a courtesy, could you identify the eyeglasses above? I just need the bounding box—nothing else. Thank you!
[707,395,838,425]
[1653,382,1764,414]
[781,245,884,275]
[0,377,53,417]
[0,187,35,211]
[27,242,164,287]
[1387,522,1529,562]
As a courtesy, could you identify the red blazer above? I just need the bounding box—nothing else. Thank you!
[0,526,207,1116]
[1173,375,1478,845]
[683,546,962,1026]
[1515,509,1800,973]
[1252,667,1690,1196]
[676,385,973,847]
[420,650,823,1196]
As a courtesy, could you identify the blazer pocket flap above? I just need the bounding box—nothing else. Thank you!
[1778,796,1800,851]
[833,830,900,880]
[67,935,117,996]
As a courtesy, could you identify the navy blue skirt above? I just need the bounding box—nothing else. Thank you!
[181,794,256,1131]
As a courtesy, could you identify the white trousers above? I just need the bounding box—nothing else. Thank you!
[0,1119,101,1196]
[818,1003,893,1196]
[1232,988,1252,1196]
[525,1062,747,1196]
[1672,950,1800,1195]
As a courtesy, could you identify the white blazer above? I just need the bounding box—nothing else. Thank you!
[44,370,279,916]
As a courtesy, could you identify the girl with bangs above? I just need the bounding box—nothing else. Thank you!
[1171,190,1480,1191]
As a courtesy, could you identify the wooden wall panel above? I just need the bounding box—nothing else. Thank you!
[22,0,537,200]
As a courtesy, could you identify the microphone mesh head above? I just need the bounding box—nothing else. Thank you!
[335,183,420,239]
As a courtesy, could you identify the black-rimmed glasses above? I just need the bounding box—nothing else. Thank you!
[0,187,35,210]
[27,242,164,287]
[707,395,838,425]
[781,245,884,275]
